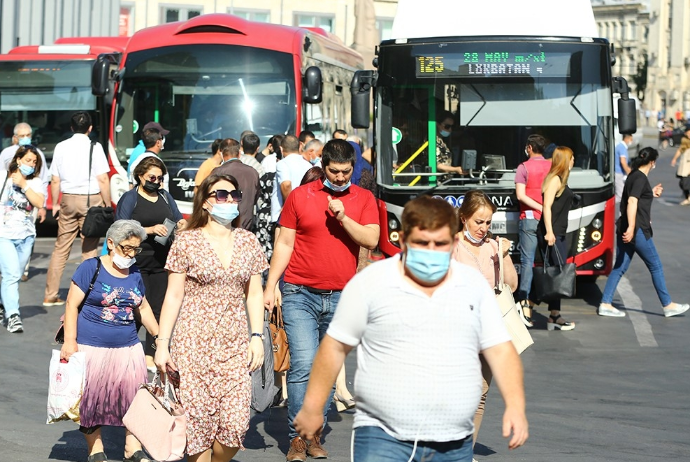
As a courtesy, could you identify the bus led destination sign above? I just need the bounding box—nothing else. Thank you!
[416,50,570,78]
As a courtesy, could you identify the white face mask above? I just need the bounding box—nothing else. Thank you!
[112,253,136,269]
[524,148,529,157]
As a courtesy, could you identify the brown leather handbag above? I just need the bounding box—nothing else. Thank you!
[269,301,290,373]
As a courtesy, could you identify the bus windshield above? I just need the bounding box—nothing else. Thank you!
[377,40,613,191]
[114,44,297,163]
[0,60,96,157]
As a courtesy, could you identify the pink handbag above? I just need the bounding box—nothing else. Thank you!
[123,373,186,461]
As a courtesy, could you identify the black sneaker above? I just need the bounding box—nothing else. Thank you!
[7,314,23,333]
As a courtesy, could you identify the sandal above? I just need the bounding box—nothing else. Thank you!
[87,453,108,462]
[123,450,154,462]
[547,314,575,331]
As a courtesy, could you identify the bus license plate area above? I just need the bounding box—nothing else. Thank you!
[490,221,507,234]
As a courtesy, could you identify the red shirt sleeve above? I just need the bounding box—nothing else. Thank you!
[515,164,527,184]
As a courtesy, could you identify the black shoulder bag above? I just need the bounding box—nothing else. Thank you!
[81,140,115,238]
[54,258,102,344]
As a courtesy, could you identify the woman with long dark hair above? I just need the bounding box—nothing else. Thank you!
[539,146,576,331]
[154,173,269,462]
[116,155,185,370]
[0,145,44,333]
[599,147,689,318]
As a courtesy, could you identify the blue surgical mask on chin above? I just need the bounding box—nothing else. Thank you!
[403,247,451,284]
[323,178,351,192]
[207,201,239,226]
[18,164,35,176]
[309,157,320,165]
[440,130,451,138]
[18,137,32,146]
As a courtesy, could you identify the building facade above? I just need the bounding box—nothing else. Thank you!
[0,0,120,53]
[121,0,398,46]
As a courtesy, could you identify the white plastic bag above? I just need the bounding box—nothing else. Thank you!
[47,350,86,424]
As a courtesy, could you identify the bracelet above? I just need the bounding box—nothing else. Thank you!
[155,337,170,342]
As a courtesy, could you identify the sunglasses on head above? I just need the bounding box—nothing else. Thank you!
[146,174,165,183]
[209,189,242,203]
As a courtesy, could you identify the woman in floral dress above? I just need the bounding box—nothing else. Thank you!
[155,173,269,462]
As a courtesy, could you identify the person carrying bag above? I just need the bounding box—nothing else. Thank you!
[534,146,577,331]
[81,140,114,238]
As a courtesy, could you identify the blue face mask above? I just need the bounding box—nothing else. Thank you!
[440,130,451,138]
[309,157,320,165]
[323,178,351,192]
[207,201,239,226]
[18,164,35,176]
[18,137,32,146]
[404,247,451,284]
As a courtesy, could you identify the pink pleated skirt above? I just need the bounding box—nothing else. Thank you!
[78,343,147,428]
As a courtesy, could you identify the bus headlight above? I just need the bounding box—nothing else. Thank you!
[591,230,602,242]
[593,259,605,270]
[592,218,603,230]
[388,219,399,230]
[390,231,400,243]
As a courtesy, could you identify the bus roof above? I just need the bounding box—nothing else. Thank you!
[391,0,598,40]
[4,37,128,60]
[122,13,362,69]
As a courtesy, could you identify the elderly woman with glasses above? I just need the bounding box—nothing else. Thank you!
[60,219,160,462]
[116,156,186,371]
[0,145,45,333]
[155,173,268,462]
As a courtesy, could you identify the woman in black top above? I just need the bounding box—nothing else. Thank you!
[599,147,689,318]
[538,146,575,331]
[116,156,186,369]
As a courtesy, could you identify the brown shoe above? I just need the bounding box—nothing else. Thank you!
[286,437,307,462]
[43,297,65,307]
[307,431,329,459]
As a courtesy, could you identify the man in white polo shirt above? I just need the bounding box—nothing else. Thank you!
[294,195,528,462]
[43,112,111,306]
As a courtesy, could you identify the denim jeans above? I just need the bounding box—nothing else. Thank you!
[516,218,539,301]
[354,426,473,462]
[282,283,339,439]
[0,235,35,317]
[601,228,672,307]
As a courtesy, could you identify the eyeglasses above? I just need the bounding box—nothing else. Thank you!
[16,133,32,138]
[441,123,454,130]
[146,174,165,183]
[209,189,242,203]
[118,244,143,255]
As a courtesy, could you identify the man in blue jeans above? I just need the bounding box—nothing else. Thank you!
[293,196,528,462]
[263,139,379,461]
[514,134,551,326]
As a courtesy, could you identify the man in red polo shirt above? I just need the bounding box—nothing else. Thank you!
[264,139,379,461]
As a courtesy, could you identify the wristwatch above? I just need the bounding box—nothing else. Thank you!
[251,332,265,340]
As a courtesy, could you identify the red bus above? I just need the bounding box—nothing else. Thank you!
[94,13,364,214]
[0,37,128,219]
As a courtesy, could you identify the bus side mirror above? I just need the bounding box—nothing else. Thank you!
[613,76,637,135]
[92,56,110,96]
[351,70,375,129]
[303,66,322,104]
[92,53,122,97]
[617,98,637,135]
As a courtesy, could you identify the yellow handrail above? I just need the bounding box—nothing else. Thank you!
[393,141,429,174]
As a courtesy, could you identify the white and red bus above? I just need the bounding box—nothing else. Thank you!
[0,37,128,217]
[351,0,638,276]
[94,13,363,214]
